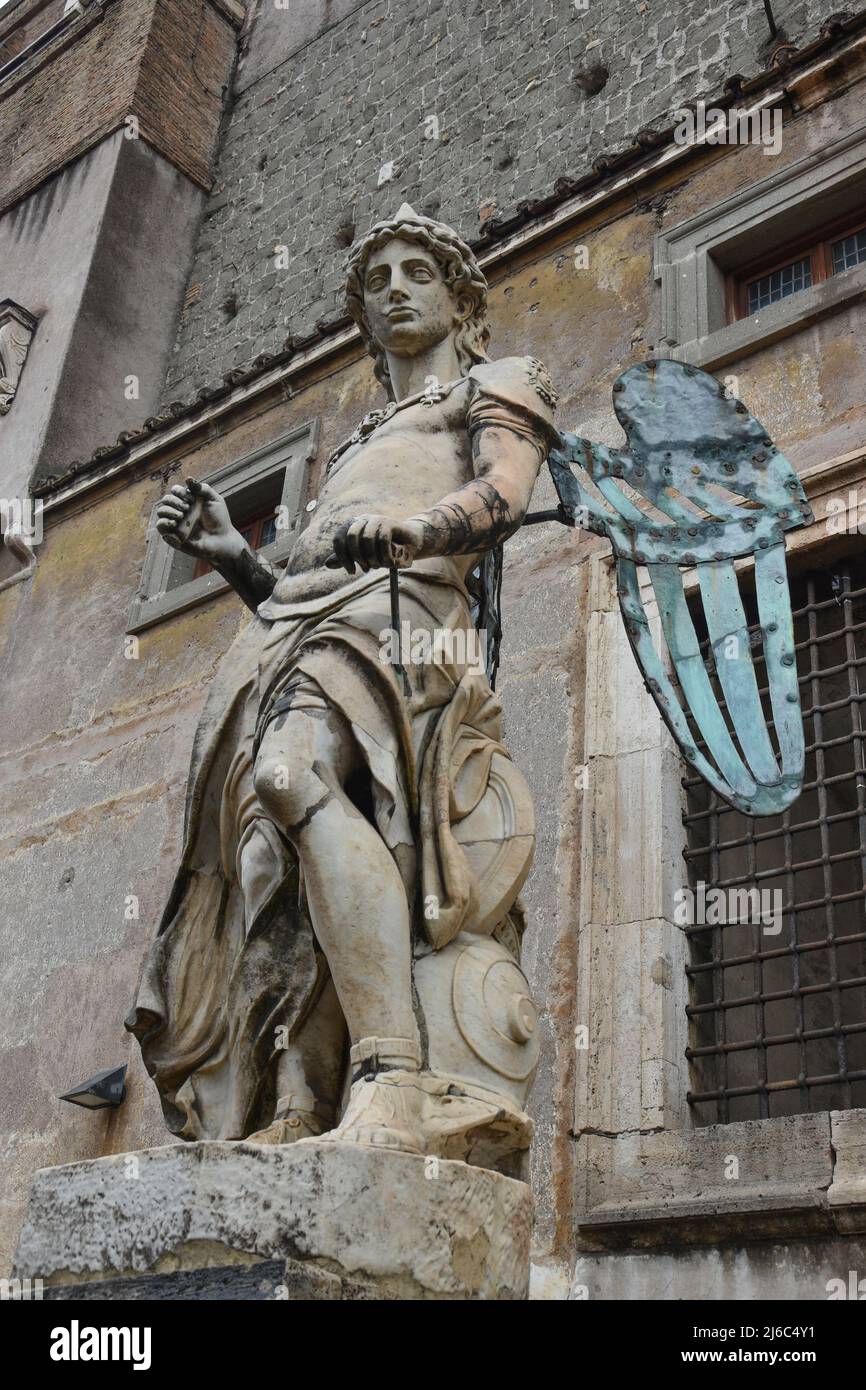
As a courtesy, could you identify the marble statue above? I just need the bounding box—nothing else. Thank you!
[126,205,559,1172]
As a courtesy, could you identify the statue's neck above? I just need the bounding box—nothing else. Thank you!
[385,336,462,403]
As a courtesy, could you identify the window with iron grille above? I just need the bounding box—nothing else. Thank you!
[683,556,866,1125]
[727,214,866,322]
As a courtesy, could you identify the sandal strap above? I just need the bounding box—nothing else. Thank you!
[349,1035,421,1081]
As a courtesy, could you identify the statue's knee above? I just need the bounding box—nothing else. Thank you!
[254,750,298,820]
[253,741,328,828]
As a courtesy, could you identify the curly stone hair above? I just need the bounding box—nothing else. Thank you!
[345,204,490,399]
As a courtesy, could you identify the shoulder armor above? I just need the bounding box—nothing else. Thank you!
[468,356,559,440]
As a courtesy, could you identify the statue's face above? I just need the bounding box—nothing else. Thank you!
[362,237,464,358]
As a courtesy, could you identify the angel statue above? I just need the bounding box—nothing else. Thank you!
[127,192,812,1172]
[126,205,558,1171]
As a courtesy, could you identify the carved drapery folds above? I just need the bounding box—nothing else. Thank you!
[0,301,37,416]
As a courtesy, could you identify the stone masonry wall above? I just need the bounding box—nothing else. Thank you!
[163,0,832,403]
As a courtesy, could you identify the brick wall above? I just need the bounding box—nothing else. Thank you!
[135,0,244,192]
[0,0,66,69]
[0,0,241,214]
[162,0,834,403]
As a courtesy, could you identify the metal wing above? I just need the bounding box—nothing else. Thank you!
[548,358,813,816]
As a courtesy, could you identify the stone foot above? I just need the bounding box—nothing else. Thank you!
[245,1093,333,1146]
[420,1075,533,1169]
[311,1070,425,1155]
[309,1069,532,1168]
[244,1112,326,1145]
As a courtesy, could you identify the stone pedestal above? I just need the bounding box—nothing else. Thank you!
[13,1141,533,1300]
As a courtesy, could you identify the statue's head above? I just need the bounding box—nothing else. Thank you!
[345,204,490,399]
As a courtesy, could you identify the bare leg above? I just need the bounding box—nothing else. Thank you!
[272,974,346,1121]
[253,707,419,1048]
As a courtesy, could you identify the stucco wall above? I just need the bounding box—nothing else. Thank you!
[0,133,206,499]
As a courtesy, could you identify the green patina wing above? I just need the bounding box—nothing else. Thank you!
[547,358,813,816]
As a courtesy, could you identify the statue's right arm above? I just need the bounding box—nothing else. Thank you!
[155,480,278,613]
[208,536,280,612]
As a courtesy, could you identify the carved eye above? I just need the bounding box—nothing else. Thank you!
[366,272,388,292]
[410,266,433,282]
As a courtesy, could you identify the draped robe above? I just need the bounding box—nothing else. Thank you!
[125,356,558,1140]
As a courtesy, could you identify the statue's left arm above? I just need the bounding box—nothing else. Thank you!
[331,356,559,571]
[408,424,542,559]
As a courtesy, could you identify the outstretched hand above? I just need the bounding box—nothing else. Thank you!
[155,480,239,561]
[327,515,425,574]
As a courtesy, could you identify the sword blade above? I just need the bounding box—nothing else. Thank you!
[389,565,410,696]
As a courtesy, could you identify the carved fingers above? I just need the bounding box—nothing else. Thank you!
[154,479,233,554]
[329,516,421,574]
[155,483,195,549]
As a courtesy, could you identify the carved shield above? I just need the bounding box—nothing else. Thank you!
[548,359,813,816]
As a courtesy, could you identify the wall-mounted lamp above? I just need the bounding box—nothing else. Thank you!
[60,1064,127,1110]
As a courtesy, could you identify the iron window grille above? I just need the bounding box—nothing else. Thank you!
[746,255,812,313]
[727,213,866,322]
[682,555,866,1125]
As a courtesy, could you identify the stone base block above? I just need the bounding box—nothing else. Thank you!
[14,1140,533,1300]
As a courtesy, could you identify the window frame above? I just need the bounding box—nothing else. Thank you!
[681,550,866,1126]
[654,124,866,371]
[190,504,279,581]
[573,466,866,1249]
[726,212,866,322]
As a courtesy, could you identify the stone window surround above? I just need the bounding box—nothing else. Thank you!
[126,419,318,634]
[574,446,866,1250]
[655,123,866,372]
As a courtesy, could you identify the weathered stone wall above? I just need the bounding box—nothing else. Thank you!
[163,0,831,403]
[134,0,246,192]
[4,0,866,1296]
[0,0,246,494]
[0,133,208,501]
[574,1235,866,1299]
